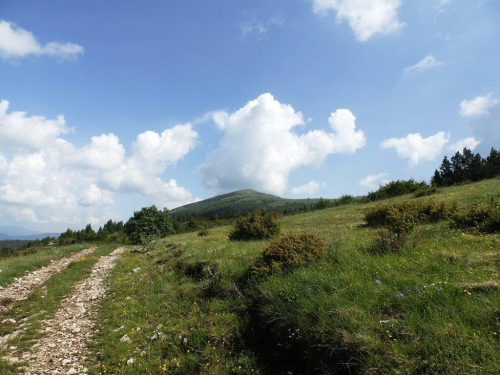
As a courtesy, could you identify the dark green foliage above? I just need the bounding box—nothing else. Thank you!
[253,233,325,275]
[228,210,280,241]
[364,179,428,202]
[432,147,500,187]
[314,197,333,210]
[58,220,125,245]
[414,186,440,198]
[197,228,209,236]
[450,197,500,233]
[0,236,56,258]
[365,201,451,228]
[124,205,174,244]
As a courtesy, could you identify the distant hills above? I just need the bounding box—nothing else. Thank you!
[171,189,326,217]
[0,225,59,241]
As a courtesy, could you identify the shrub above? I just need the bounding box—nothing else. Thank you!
[197,228,209,236]
[228,210,280,241]
[124,205,174,244]
[365,201,451,228]
[450,197,500,233]
[252,233,325,275]
[364,179,428,202]
[369,229,410,254]
[414,186,440,198]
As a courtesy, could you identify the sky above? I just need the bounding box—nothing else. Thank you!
[0,0,499,232]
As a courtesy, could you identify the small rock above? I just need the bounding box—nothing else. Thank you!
[150,333,158,342]
[68,368,78,374]
[131,268,141,273]
[120,334,131,343]
[127,357,135,365]
[113,325,124,332]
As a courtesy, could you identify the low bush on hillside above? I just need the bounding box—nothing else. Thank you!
[252,233,325,275]
[197,228,209,236]
[365,201,452,228]
[228,210,280,241]
[450,197,500,233]
[364,179,428,202]
[414,186,440,198]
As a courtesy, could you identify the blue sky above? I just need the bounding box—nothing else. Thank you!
[0,0,499,231]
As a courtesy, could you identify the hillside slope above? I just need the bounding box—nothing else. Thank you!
[171,189,324,217]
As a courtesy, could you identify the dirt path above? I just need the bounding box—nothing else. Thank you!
[22,246,126,375]
[0,248,97,315]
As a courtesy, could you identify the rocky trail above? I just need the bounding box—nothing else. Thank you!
[0,248,97,315]
[17,246,126,374]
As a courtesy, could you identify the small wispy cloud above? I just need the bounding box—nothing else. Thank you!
[459,92,500,117]
[405,55,443,73]
[239,17,284,38]
[0,20,84,61]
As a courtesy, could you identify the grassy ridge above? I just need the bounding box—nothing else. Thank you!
[171,189,324,217]
[89,179,500,373]
[0,243,91,287]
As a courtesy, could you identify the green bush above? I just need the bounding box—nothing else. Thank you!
[414,186,440,198]
[364,179,428,202]
[228,210,280,241]
[252,233,325,275]
[369,229,410,254]
[365,201,451,228]
[124,205,174,244]
[450,197,500,233]
[197,228,209,236]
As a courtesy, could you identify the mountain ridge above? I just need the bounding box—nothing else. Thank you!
[171,189,326,217]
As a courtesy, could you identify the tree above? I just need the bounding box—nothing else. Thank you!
[124,206,174,244]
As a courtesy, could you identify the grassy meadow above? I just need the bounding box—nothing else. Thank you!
[87,178,500,374]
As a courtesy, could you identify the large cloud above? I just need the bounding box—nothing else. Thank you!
[0,20,83,60]
[199,93,366,194]
[311,0,405,42]
[380,132,449,166]
[0,100,199,228]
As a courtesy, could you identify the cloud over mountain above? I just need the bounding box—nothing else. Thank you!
[200,93,366,195]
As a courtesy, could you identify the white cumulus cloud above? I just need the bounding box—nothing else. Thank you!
[448,137,481,152]
[0,100,72,149]
[0,20,84,60]
[359,173,391,189]
[311,0,405,42]
[79,184,114,207]
[199,93,366,195]
[8,207,47,224]
[405,55,443,73]
[459,93,500,117]
[381,132,449,166]
[291,181,321,195]
[0,100,200,228]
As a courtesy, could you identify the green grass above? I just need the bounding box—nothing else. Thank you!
[11,179,499,374]
[0,244,118,374]
[0,243,91,287]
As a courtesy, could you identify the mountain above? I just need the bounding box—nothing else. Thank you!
[171,189,325,217]
[0,226,59,240]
